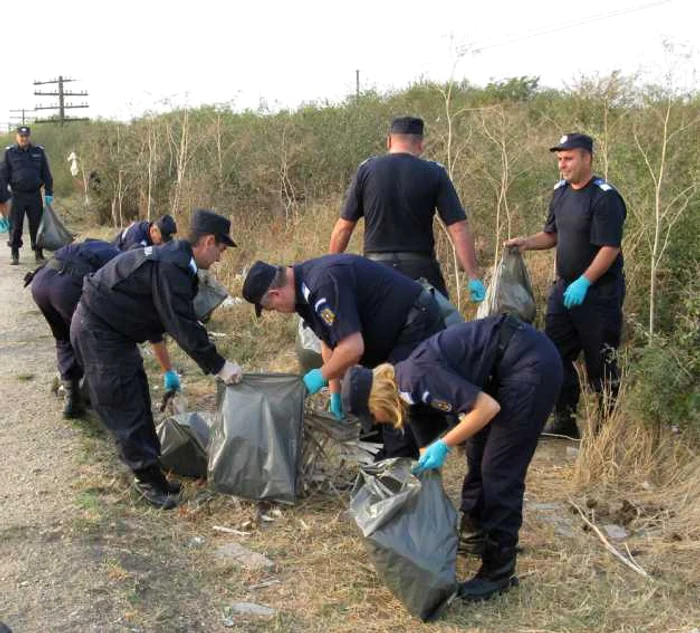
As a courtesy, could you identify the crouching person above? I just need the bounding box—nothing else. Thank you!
[70,209,243,509]
[342,315,563,601]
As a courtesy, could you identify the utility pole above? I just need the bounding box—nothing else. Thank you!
[9,108,31,126]
[355,69,360,98]
[33,75,89,125]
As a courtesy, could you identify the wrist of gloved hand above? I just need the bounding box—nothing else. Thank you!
[303,368,328,395]
[163,369,181,392]
[44,195,54,206]
[563,275,591,308]
[467,278,486,303]
[329,392,344,420]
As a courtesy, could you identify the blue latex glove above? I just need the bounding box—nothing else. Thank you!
[164,369,181,392]
[329,392,344,420]
[563,275,591,309]
[468,278,486,303]
[303,368,328,395]
[44,194,54,206]
[411,439,451,474]
[0,217,8,233]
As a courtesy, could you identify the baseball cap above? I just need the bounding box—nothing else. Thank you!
[242,260,279,317]
[549,133,593,153]
[16,126,30,136]
[341,365,375,433]
[189,208,236,247]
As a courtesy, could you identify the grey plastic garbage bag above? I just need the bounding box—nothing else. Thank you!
[36,204,74,251]
[295,318,323,373]
[349,458,459,621]
[208,373,305,503]
[193,270,228,322]
[157,412,212,478]
[477,246,536,323]
[418,278,464,327]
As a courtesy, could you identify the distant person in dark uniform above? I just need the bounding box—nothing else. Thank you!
[29,239,121,418]
[329,115,485,302]
[70,209,243,509]
[506,133,626,439]
[112,214,177,250]
[342,316,563,601]
[0,126,54,265]
[242,254,448,460]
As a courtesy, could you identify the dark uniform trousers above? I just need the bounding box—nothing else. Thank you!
[31,266,85,381]
[8,190,43,250]
[380,289,447,459]
[545,276,625,419]
[366,253,450,298]
[70,303,160,471]
[461,326,563,548]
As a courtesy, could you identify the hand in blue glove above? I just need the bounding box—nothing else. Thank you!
[468,278,486,303]
[0,217,8,233]
[44,195,54,207]
[329,392,344,420]
[411,439,451,474]
[303,368,328,395]
[563,275,591,309]
[164,369,181,392]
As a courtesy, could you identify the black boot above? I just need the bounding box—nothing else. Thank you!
[35,248,46,263]
[62,379,87,419]
[10,248,19,265]
[543,407,580,439]
[134,464,179,510]
[458,513,484,556]
[459,537,518,602]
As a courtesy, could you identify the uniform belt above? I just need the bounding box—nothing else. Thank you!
[45,258,92,278]
[365,251,434,263]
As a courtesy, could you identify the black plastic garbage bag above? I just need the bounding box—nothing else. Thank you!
[208,373,305,503]
[477,246,536,323]
[36,204,74,251]
[418,278,464,327]
[349,458,459,621]
[193,270,228,322]
[295,318,323,374]
[156,412,212,478]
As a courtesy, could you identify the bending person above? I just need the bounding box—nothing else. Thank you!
[342,315,563,601]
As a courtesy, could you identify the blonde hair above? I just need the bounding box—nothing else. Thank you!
[370,364,406,430]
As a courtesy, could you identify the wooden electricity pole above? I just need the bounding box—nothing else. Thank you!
[34,76,89,125]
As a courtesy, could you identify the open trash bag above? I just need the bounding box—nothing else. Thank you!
[193,270,229,322]
[295,318,323,374]
[477,246,536,323]
[156,411,212,478]
[418,278,464,327]
[208,373,305,503]
[349,458,459,621]
[36,204,74,251]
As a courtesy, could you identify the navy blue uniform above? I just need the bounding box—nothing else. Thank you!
[70,240,225,472]
[543,177,626,422]
[342,154,467,296]
[112,220,153,250]
[395,316,563,548]
[30,240,120,381]
[0,143,53,251]
[294,254,446,458]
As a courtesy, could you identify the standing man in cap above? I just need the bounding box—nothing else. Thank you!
[112,214,178,250]
[242,254,448,459]
[329,115,485,302]
[0,126,54,265]
[506,133,627,439]
[70,209,243,509]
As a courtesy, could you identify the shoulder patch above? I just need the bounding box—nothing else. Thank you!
[398,391,415,405]
[36,145,45,150]
[553,179,567,190]
[430,398,453,413]
[594,178,613,192]
[318,306,336,326]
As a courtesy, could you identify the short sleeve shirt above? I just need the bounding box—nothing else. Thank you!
[543,177,626,282]
[293,254,422,367]
[341,153,467,255]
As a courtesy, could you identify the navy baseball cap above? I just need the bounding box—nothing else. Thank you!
[242,260,278,317]
[341,366,375,433]
[155,214,177,241]
[16,126,30,135]
[189,208,236,247]
[550,133,593,153]
[390,116,424,136]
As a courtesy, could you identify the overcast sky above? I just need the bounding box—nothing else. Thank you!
[0,0,696,129]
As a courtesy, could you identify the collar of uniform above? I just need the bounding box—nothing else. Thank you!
[293,265,310,305]
[189,258,197,274]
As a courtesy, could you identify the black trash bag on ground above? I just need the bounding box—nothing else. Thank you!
[36,204,74,251]
[193,270,228,322]
[349,458,459,621]
[156,412,212,478]
[295,318,323,374]
[418,278,464,327]
[208,373,305,503]
[477,246,536,323]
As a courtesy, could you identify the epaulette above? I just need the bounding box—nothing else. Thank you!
[553,179,567,190]
[593,177,613,192]
[429,160,448,170]
[36,145,46,150]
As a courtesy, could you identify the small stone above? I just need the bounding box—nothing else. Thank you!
[188,536,206,548]
[602,524,628,541]
[215,543,274,570]
[228,602,276,617]
[566,446,579,459]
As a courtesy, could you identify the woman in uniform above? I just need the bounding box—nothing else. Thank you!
[342,314,563,601]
